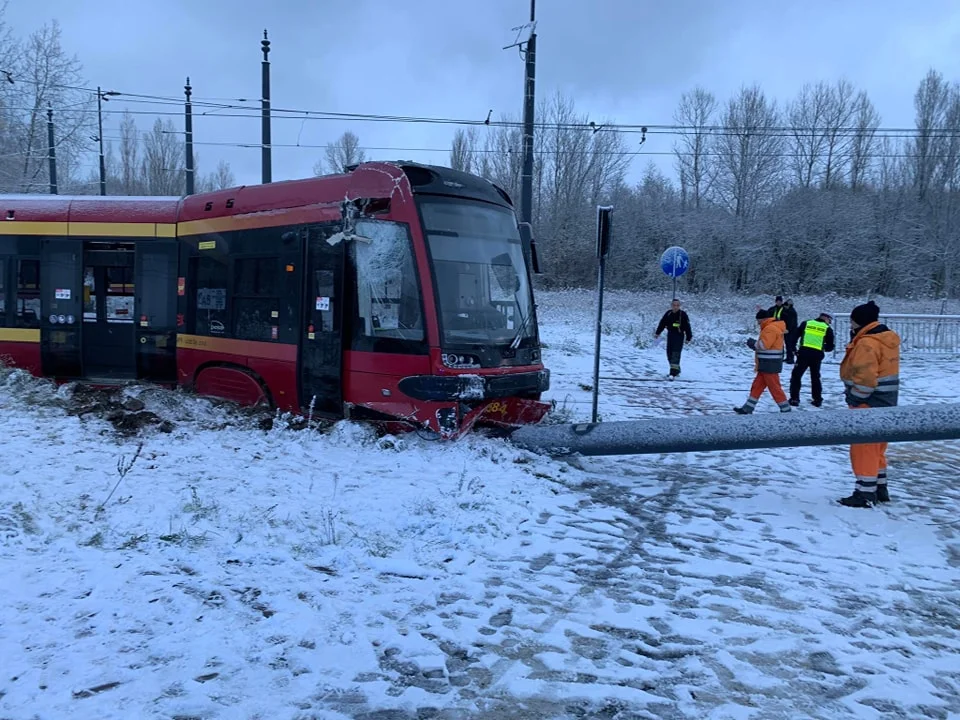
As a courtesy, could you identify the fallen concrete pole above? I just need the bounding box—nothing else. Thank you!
[510,403,960,457]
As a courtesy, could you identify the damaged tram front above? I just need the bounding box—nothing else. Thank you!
[331,162,551,436]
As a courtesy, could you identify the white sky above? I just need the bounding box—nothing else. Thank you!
[6,0,960,186]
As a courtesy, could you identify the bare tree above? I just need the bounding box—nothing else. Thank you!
[140,118,184,196]
[820,79,857,189]
[315,130,366,175]
[475,113,523,200]
[848,91,881,190]
[673,87,717,209]
[210,159,236,190]
[449,127,479,172]
[910,69,951,202]
[788,82,832,188]
[118,111,141,195]
[0,2,19,186]
[0,19,93,193]
[712,84,784,218]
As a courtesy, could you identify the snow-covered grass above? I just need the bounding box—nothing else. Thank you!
[2,288,960,719]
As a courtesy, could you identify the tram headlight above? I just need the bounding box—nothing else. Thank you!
[442,352,481,369]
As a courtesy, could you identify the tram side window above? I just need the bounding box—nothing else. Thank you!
[232,257,279,342]
[16,259,40,329]
[350,220,424,344]
[106,266,135,323]
[194,254,229,336]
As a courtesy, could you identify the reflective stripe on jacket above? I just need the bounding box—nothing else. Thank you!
[840,321,901,408]
[755,318,786,374]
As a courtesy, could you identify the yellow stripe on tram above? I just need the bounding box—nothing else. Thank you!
[0,328,40,343]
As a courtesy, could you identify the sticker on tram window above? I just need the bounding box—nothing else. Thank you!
[177,277,186,296]
[271,326,278,340]
[55,288,71,300]
[316,296,330,311]
[198,240,216,250]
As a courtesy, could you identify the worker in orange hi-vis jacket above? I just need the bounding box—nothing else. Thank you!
[734,309,792,414]
[838,300,901,508]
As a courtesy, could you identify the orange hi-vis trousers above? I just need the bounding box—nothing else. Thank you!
[743,372,790,412]
[850,404,888,496]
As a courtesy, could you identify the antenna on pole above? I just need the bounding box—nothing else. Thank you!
[502,0,540,274]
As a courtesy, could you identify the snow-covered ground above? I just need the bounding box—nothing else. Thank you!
[2,289,960,720]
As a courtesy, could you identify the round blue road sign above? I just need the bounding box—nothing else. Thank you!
[660,246,690,278]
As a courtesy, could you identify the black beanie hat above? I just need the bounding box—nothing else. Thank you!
[756,309,771,320]
[850,300,880,326]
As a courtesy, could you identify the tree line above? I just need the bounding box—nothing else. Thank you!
[0,7,238,196]
[447,73,960,300]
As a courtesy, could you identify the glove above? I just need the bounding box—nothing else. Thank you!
[746,338,756,350]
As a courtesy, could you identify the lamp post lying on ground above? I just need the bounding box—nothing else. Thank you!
[511,403,960,457]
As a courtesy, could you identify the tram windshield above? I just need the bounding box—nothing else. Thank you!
[419,197,536,348]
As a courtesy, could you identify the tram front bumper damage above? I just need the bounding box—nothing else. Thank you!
[397,369,550,403]
[347,370,552,438]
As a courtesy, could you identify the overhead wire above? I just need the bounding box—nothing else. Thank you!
[8,76,960,139]
[7,75,960,172]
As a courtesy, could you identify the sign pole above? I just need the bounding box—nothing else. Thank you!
[592,206,613,424]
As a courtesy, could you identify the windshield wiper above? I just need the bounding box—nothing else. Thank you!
[509,307,531,350]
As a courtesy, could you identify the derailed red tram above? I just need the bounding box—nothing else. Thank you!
[0,161,550,437]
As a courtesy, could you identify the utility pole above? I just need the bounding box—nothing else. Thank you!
[504,1,540,272]
[184,77,195,195]
[520,0,536,259]
[261,29,272,184]
[94,87,119,195]
[97,86,106,195]
[47,106,58,195]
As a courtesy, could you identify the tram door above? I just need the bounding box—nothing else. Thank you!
[299,225,344,417]
[134,240,178,382]
[81,242,137,379]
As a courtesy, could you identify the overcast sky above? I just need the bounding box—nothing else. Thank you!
[6,0,960,187]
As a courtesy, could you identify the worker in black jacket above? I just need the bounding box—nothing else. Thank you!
[782,299,800,364]
[789,312,836,407]
[654,298,693,379]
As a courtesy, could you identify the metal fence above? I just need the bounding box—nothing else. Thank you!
[829,313,960,355]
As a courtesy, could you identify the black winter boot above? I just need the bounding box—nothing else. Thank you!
[838,491,875,508]
[876,485,890,502]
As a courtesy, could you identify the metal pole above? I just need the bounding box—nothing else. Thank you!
[519,2,536,264]
[591,205,613,424]
[591,254,606,423]
[46,106,57,195]
[97,86,106,196]
[512,402,960,458]
[261,29,272,184]
[184,77,195,195]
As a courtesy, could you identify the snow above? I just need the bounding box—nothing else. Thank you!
[2,288,960,719]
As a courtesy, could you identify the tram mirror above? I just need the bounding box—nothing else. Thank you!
[491,252,521,293]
